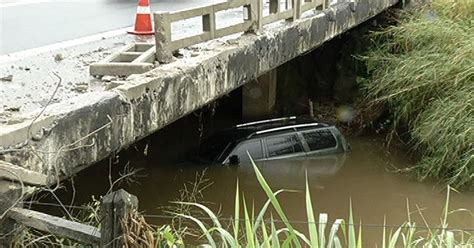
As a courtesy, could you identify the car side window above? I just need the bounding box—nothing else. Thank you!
[302,129,337,151]
[231,140,264,162]
[266,134,303,157]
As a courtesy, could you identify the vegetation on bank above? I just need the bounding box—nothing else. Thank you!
[358,0,474,187]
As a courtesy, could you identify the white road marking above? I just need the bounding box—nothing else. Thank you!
[0,0,52,8]
[0,26,131,64]
[0,0,98,8]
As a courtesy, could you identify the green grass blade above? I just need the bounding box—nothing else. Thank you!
[254,189,286,236]
[388,227,402,248]
[243,196,255,248]
[173,201,227,246]
[234,180,240,244]
[348,199,356,248]
[319,213,328,247]
[334,237,342,248]
[270,215,281,248]
[382,216,386,248]
[328,219,343,248]
[305,173,319,248]
[174,212,216,247]
[207,227,238,247]
[357,221,362,248]
[446,231,454,248]
[174,202,222,228]
[249,153,300,248]
[261,219,271,248]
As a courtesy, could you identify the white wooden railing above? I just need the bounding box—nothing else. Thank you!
[154,0,328,62]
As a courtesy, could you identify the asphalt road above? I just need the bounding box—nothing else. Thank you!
[0,0,222,55]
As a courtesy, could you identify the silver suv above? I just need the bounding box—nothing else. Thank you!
[197,117,349,165]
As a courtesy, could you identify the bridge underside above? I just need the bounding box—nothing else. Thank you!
[0,0,398,179]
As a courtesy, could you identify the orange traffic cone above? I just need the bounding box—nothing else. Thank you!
[128,0,154,35]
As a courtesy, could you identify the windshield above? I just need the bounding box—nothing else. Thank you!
[198,130,249,162]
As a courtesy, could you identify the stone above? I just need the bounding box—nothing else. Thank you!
[0,75,13,82]
[54,53,64,62]
[101,76,116,82]
[5,106,20,112]
[72,84,88,93]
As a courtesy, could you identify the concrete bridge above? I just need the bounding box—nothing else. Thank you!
[0,0,397,189]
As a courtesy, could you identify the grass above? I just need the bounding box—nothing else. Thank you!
[358,0,474,187]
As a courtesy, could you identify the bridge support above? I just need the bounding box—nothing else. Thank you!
[242,69,277,120]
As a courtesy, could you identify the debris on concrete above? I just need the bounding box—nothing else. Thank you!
[54,53,64,62]
[7,116,27,125]
[0,75,13,82]
[0,111,12,124]
[5,106,20,112]
[104,81,123,90]
[101,75,116,82]
[72,83,89,93]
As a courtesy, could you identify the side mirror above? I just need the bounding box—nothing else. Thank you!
[228,155,240,166]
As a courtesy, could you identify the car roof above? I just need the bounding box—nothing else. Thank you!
[209,116,330,143]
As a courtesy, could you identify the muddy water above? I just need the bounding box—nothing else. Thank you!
[42,115,474,243]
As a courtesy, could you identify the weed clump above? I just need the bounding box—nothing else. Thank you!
[359,0,474,187]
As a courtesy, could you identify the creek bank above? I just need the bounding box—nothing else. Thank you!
[274,0,473,188]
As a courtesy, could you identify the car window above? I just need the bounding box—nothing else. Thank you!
[230,140,264,162]
[302,129,337,151]
[266,134,303,157]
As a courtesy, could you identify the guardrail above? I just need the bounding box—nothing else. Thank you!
[1,189,137,247]
[154,0,327,63]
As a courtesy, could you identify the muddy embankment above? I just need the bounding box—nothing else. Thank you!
[273,12,396,136]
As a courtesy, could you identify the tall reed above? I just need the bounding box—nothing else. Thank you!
[358,0,474,187]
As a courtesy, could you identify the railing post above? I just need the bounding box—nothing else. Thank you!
[202,8,216,39]
[322,0,330,10]
[154,12,173,63]
[269,0,280,14]
[245,0,262,33]
[100,189,138,247]
[293,0,302,20]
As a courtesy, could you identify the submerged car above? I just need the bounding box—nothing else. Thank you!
[197,116,350,165]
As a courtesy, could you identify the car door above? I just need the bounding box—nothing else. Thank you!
[264,132,306,161]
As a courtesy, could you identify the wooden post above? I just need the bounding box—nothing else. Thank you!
[0,218,17,247]
[100,189,138,247]
[8,207,101,245]
[154,12,173,63]
[0,182,22,247]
